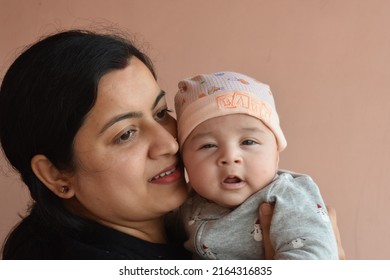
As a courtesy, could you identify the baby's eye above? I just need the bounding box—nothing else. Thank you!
[115,129,136,144]
[242,139,258,145]
[200,143,217,149]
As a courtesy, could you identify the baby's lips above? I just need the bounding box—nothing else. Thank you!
[223,176,242,184]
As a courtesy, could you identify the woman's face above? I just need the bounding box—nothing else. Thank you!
[66,58,187,235]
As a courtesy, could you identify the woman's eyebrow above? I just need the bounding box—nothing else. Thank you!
[99,90,166,135]
[99,111,143,135]
[152,90,166,109]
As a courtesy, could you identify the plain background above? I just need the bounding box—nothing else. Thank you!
[0,0,389,260]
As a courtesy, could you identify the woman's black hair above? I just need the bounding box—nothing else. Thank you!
[0,29,156,258]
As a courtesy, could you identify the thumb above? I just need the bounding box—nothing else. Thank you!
[259,203,275,260]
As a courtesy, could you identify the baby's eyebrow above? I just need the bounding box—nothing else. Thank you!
[240,126,266,133]
[188,131,213,141]
[189,126,266,141]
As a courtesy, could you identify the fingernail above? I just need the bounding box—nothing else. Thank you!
[261,204,272,216]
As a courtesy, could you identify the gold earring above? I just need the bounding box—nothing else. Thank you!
[61,186,69,193]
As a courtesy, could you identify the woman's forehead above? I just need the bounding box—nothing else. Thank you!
[95,60,161,111]
[80,60,164,133]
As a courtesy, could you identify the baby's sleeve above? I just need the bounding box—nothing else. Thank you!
[267,172,338,259]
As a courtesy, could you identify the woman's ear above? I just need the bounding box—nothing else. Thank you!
[31,154,75,199]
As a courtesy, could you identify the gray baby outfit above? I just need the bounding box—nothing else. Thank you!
[181,170,338,259]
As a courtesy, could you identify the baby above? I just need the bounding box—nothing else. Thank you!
[174,71,338,259]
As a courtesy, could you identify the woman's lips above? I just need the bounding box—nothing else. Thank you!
[148,163,182,184]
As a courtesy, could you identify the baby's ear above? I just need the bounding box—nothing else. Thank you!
[30,154,75,198]
[275,152,280,168]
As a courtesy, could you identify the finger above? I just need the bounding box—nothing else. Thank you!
[259,203,275,260]
[326,206,346,260]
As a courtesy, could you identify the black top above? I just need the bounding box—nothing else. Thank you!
[2,211,190,260]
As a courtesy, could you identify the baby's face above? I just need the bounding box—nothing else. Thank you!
[182,114,279,208]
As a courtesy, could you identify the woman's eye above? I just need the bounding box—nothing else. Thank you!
[115,129,136,144]
[154,107,172,121]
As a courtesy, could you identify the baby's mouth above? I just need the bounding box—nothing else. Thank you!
[223,176,243,184]
[221,175,245,190]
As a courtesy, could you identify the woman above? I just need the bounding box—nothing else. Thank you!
[0,30,343,259]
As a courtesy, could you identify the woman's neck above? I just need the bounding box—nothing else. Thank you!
[110,218,168,244]
[64,199,168,243]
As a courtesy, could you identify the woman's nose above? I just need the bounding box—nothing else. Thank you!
[148,123,179,158]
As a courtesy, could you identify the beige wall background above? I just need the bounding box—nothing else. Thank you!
[1,0,389,260]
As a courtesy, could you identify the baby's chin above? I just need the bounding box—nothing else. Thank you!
[213,196,250,209]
